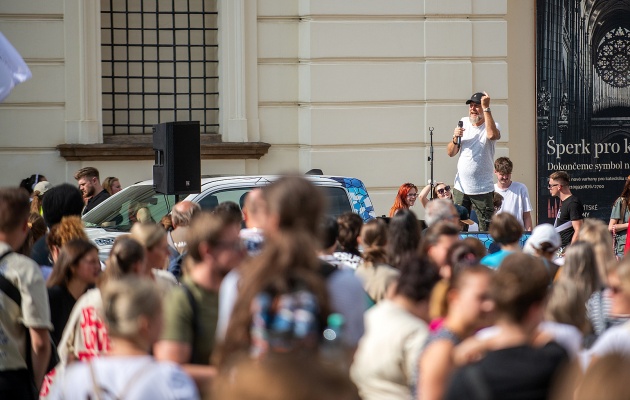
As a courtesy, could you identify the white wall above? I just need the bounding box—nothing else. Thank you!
[257,0,520,217]
[0,0,538,220]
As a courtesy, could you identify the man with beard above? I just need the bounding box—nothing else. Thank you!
[154,211,245,394]
[448,92,501,231]
[74,167,109,215]
[493,157,533,231]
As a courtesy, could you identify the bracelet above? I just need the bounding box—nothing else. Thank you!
[452,138,458,144]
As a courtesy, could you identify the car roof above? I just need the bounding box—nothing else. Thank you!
[131,174,350,193]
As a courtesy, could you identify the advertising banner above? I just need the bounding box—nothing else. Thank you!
[536,1,630,225]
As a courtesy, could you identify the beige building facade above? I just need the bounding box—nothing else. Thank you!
[0,0,537,220]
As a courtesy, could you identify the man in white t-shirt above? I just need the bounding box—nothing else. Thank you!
[493,157,533,231]
[448,92,501,231]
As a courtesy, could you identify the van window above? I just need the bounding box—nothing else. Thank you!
[198,188,253,211]
[322,187,352,218]
[198,186,352,218]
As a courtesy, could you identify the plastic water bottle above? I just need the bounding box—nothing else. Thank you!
[321,313,347,370]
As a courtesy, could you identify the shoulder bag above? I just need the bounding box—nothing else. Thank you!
[0,251,59,381]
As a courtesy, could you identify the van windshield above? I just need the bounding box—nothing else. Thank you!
[83,185,176,231]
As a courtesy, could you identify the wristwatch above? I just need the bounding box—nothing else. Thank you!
[483,107,491,113]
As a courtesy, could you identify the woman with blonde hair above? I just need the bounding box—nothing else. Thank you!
[561,241,601,301]
[355,218,399,304]
[101,176,122,196]
[540,278,588,357]
[47,277,198,399]
[578,218,616,282]
[129,223,177,293]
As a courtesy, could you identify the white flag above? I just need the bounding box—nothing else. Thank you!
[0,32,32,102]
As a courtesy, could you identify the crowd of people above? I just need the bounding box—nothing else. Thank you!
[2,165,630,399]
[1,91,629,399]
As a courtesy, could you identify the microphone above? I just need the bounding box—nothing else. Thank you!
[456,121,463,148]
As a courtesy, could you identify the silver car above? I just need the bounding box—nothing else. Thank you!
[83,175,376,260]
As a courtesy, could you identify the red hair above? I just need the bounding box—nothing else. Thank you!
[389,183,418,217]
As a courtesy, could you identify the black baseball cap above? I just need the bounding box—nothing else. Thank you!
[465,92,484,104]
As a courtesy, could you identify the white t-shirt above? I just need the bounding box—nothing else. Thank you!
[350,300,428,400]
[539,321,582,358]
[494,181,533,228]
[587,321,630,364]
[216,268,240,342]
[454,118,500,195]
[47,356,199,400]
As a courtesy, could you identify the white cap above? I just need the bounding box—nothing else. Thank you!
[33,181,53,195]
[523,224,561,254]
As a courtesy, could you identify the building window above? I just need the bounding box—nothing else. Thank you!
[100,0,219,135]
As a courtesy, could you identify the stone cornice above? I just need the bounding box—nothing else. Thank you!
[57,140,270,161]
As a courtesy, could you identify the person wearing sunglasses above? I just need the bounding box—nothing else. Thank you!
[549,171,584,253]
[419,182,473,231]
[389,183,419,217]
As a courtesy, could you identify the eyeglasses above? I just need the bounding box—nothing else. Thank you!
[407,193,419,198]
[547,184,560,189]
[436,186,451,195]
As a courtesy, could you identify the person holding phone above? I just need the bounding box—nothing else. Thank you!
[447,92,501,231]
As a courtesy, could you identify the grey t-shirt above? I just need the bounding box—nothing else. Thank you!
[454,118,500,195]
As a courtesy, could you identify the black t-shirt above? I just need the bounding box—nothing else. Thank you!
[48,285,77,345]
[83,189,110,215]
[554,195,584,247]
[445,342,568,400]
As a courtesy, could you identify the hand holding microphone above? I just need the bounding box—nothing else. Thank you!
[454,121,464,148]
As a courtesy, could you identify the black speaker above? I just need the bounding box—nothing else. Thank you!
[153,121,201,195]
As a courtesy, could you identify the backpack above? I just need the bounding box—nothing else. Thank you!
[0,251,59,384]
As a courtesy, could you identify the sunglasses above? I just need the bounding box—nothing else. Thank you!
[547,184,560,189]
[436,186,451,195]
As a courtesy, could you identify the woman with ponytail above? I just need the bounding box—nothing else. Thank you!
[355,218,400,304]
[215,231,331,369]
